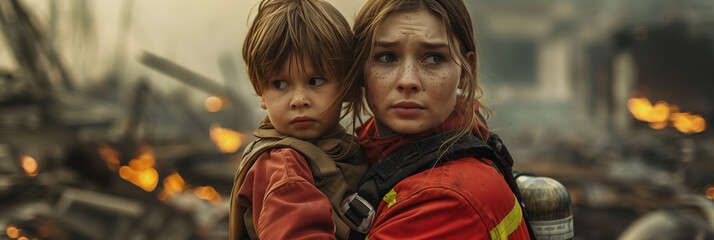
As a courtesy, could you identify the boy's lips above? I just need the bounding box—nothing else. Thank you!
[391,101,425,116]
[291,116,316,128]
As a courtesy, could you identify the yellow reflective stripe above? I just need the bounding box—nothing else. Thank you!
[489,195,523,240]
[383,188,397,208]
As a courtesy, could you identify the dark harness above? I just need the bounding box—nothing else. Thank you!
[338,131,536,239]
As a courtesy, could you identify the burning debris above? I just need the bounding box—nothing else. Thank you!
[1,0,713,239]
[209,124,245,154]
[629,97,706,134]
[0,1,252,239]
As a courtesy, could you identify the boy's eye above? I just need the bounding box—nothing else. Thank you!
[424,55,444,64]
[272,80,288,89]
[376,53,397,63]
[309,78,327,86]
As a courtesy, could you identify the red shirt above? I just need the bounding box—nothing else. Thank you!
[237,148,336,240]
[357,117,531,240]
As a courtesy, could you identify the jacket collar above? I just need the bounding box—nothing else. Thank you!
[253,117,346,141]
[356,103,488,164]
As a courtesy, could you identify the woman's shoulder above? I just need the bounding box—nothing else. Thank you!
[393,157,514,208]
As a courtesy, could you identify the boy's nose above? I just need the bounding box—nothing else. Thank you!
[290,90,310,109]
[396,63,422,92]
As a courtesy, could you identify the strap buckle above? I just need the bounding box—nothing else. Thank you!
[339,193,375,233]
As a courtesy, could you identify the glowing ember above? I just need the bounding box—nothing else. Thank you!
[649,101,670,123]
[18,237,28,240]
[157,190,169,201]
[119,145,159,192]
[21,155,39,177]
[137,169,159,191]
[628,98,671,123]
[706,186,714,200]
[119,166,134,179]
[205,96,224,112]
[648,121,667,130]
[628,98,653,122]
[671,112,707,134]
[210,123,245,153]
[159,171,187,201]
[163,171,187,195]
[628,97,707,134]
[6,225,19,238]
[194,186,222,204]
[98,142,121,171]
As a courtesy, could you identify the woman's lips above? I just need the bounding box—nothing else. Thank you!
[391,102,425,117]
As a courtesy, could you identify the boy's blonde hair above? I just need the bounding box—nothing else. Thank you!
[243,0,360,119]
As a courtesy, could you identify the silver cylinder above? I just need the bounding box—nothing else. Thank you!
[516,175,574,240]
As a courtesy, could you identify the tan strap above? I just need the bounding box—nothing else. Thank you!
[228,145,256,240]
[230,119,364,240]
[229,137,340,239]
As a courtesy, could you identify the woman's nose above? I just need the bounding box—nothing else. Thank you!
[396,63,422,92]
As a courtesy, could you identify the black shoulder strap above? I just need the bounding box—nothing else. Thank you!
[486,133,537,240]
[339,132,536,239]
[366,132,493,196]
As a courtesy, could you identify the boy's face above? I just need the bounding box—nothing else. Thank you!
[260,57,342,139]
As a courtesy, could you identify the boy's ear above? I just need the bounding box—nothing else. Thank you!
[260,95,267,110]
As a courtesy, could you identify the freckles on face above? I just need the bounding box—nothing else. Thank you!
[364,10,462,136]
[260,56,342,139]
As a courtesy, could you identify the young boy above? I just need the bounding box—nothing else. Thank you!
[229,0,366,239]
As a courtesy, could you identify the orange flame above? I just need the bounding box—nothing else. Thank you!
[648,121,668,130]
[6,225,19,238]
[163,172,187,195]
[194,186,222,205]
[119,145,159,192]
[671,112,707,134]
[20,155,39,177]
[156,171,224,205]
[649,101,671,123]
[210,123,245,153]
[158,171,187,202]
[706,185,714,200]
[98,142,121,171]
[628,98,671,123]
[628,97,706,134]
[205,96,224,112]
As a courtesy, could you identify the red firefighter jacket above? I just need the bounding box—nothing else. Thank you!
[237,148,336,239]
[356,116,531,240]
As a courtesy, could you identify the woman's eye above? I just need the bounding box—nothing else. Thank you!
[271,80,288,89]
[425,55,444,64]
[376,53,397,63]
[309,78,327,86]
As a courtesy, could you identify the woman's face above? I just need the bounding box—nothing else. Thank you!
[365,10,463,136]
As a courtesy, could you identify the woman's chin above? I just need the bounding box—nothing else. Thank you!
[381,120,434,136]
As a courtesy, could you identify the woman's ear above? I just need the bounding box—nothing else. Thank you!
[459,51,477,88]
